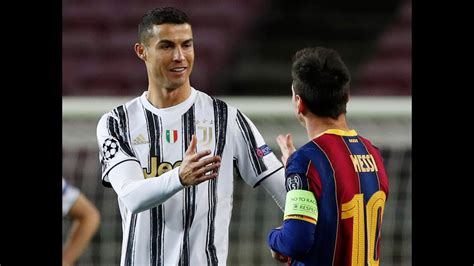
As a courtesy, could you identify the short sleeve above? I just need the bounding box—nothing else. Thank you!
[233,110,283,187]
[62,178,80,217]
[97,113,139,187]
[285,151,311,192]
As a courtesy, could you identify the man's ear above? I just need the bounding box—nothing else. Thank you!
[134,43,146,61]
[295,94,305,114]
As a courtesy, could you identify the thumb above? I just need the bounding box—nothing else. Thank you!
[185,134,197,155]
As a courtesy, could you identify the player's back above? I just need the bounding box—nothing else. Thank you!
[286,129,389,266]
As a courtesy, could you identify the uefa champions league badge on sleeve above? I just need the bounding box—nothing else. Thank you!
[286,174,303,191]
[256,144,272,158]
[102,137,120,161]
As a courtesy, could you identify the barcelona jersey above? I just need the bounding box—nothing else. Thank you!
[268,129,389,266]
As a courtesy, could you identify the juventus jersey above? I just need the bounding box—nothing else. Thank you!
[97,88,283,266]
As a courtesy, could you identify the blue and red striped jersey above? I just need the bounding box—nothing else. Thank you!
[268,129,389,266]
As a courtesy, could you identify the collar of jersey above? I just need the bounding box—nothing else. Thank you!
[140,87,197,116]
[318,128,358,137]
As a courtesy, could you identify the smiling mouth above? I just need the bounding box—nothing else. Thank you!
[170,67,186,73]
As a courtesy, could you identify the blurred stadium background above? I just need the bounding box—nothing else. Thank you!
[62,0,411,265]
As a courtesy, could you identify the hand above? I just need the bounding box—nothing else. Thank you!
[276,133,296,167]
[179,135,221,186]
[270,248,288,263]
[62,259,73,266]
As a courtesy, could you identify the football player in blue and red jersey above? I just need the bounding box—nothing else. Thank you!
[267,47,389,266]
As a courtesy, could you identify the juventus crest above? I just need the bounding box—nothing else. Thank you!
[196,119,214,147]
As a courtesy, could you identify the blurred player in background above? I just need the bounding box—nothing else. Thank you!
[96,7,286,266]
[62,177,100,266]
[267,47,389,265]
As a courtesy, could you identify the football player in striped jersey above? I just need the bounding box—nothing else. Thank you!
[96,7,286,266]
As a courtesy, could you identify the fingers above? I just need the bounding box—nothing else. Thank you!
[195,172,219,183]
[276,134,288,152]
[189,149,213,161]
[193,155,221,168]
[286,133,296,152]
[185,134,197,155]
[193,161,221,177]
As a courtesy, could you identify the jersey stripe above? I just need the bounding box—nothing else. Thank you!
[204,99,228,266]
[308,141,339,266]
[343,136,380,205]
[107,116,135,158]
[145,110,164,266]
[113,105,135,157]
[236,110,267,175]
[213,98,227,157]
[180,106,195,266]
[125,213,138,266]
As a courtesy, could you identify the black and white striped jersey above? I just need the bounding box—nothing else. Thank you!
[96,88,283,266]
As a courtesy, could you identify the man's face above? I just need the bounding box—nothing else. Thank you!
[144,23,194,89]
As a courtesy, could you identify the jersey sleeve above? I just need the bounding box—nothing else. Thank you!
[233,109,283,187]
[96,112,140,187]
[284,151,318,223]
[267,151,318,258]
[62,177,80,217]
[285,151,311,192]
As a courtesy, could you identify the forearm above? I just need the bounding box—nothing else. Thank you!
[63,206,100,264]
[109,161,184,213]
[268,219,315,258]
[260,168,286,211]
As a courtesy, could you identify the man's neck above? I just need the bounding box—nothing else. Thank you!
[147,83,191,109]
[305,114,350,140]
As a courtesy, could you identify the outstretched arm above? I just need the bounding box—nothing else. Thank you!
[108,135,221,214]
[258,133,297,211]
[260,168,286,211]
[63,193,100,266]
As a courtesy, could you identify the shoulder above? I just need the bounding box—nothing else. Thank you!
[358,135,380,151]
[286,145,313,174]
[98,96,141,124]
[194,89,238,116]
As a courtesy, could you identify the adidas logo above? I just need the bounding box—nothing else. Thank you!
[132,134,149,145]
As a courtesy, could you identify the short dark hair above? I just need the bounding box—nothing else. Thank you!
[292,47,351,119]
[138,7,189,44]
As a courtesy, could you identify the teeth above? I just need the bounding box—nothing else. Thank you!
[171,67,185,72]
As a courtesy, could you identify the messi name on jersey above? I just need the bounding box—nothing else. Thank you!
[350,154,379,173]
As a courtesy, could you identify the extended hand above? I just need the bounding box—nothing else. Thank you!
[179,135,221,186]
[276,133,296,167]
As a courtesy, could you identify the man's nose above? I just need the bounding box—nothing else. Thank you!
[173,47,185,61]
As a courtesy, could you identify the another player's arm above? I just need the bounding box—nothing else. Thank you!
[267,172,318,259]
[108,135,221,214]
[63,193,100,266]
[233,110,287,211]
[256,133,298,212]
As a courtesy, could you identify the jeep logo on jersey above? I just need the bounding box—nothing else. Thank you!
[143,157,182,178]
[165,130,178,143]
[197,126,213,146]
[286,174,302,191]
[102,137,119,161]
